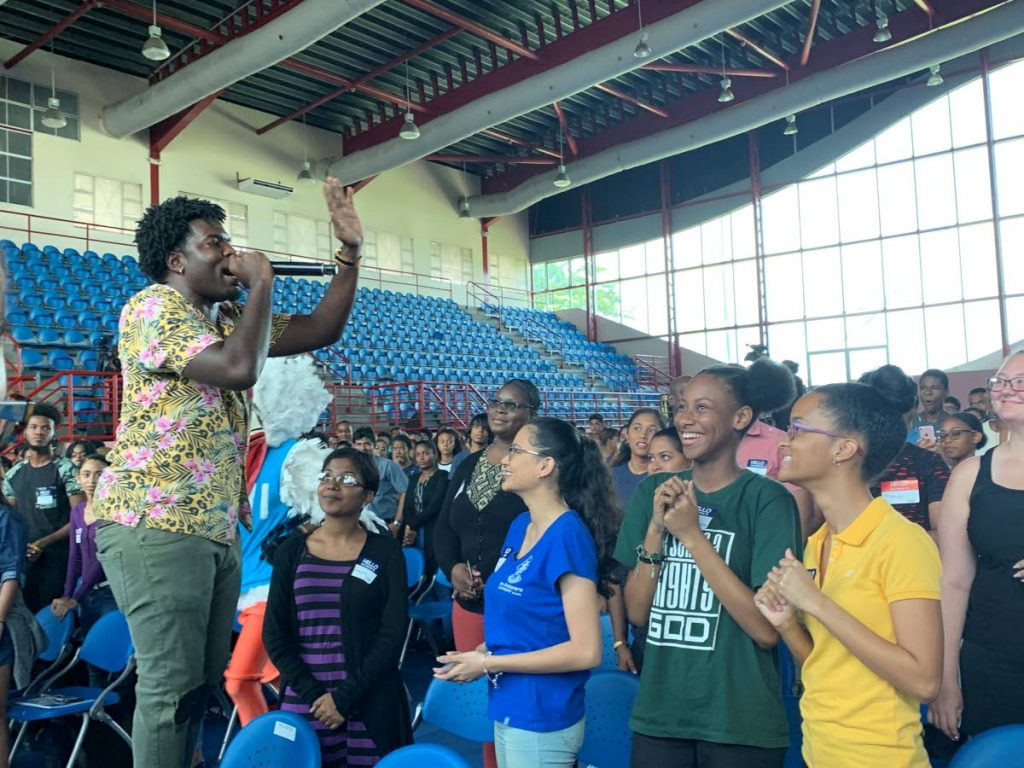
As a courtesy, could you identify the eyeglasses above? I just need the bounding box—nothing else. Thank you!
[506,444,547,459]
[786,422,845,440]
[987,376,1024,392]
[488,399,534,413]
[317,472,363,488]
[937,428,978,442]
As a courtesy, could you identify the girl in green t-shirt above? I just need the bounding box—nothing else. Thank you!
[618,360,802,767]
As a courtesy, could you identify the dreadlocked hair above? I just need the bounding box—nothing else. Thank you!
[135,196,226,282]
[527,417,621,598]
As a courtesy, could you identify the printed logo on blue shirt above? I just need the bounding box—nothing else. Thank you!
[497,555,532,597]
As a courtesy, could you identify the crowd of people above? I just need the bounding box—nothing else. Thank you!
[0,181,1019,768]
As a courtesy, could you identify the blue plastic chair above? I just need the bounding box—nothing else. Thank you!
[578,670,639,768]
[9,610,134,766]
[9,606,77,701]
[948,724,1024,767]
[403,546,425,590]
[378,743,471,767]
[219,710,321,767]
[418,677,493,743]
[599,613,620,671]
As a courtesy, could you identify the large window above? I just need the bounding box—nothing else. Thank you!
[74,173,142,232]
[534,60,1024,384]
[179,192,248,248]
[273,212,332,261]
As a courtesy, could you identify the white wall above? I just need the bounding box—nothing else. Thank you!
[0,41,529,304]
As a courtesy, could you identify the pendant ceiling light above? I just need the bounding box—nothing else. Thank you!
[399,61,420,140]
[41,41,67,130]
[142,0,171,61]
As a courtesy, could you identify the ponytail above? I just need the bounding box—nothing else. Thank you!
[529,417,621,598]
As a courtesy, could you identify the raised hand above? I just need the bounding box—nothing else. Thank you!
[663,479,701,543]
[322,177,363,248]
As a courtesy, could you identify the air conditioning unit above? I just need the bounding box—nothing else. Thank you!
[236,174,293,199]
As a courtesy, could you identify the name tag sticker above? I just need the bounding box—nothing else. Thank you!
[74,528,82,545]
[352,558,379,584]
[697,504,716,530]
[494,546,513,574]
[880,479,920,505]
[746,459,769,476]
[272,721,297,741]
[35,487,56,510]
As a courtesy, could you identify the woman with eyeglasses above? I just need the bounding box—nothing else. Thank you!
[615,360,801,767]
[433,379,539,768]
[937,412,987,470]
[929,354,1024,751]
[435,418,618,767]
[263,447,412,765]
[755,364,942,768]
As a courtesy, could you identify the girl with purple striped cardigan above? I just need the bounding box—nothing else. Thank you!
[263,448,412,765]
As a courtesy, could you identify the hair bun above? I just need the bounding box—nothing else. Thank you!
[859,364,916,415]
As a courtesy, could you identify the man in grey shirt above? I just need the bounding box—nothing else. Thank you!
[352,426,408,522]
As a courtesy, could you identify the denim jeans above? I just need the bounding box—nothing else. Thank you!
[493,717,585,768]
[78,584,119,689]
[96,523,240,768]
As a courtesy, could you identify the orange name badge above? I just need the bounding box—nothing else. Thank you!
[880,479,920,505]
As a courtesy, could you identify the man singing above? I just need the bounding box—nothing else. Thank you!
[94,178,362,768]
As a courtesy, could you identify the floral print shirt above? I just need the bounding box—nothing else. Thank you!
[94,284,291,545]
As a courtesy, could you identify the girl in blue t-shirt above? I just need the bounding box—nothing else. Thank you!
[435,417,620,768]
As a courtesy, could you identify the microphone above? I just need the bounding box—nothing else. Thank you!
[269,261,339,276]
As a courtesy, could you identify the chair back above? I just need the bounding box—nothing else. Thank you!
[578,670,639,768]
[403,547,425,589]
[79,611,134,673]
[421,677,493,743]
[949,724,1024,768]
[598,613,617,670]
[435,567,452,589]
[377,743,471,767]
[220,710,321,767]
[33,606,76,663]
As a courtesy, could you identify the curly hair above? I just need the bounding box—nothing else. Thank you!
[31,402,62,427]
[135,196,226,281]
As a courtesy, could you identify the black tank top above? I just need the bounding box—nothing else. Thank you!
[964,448,1024,654]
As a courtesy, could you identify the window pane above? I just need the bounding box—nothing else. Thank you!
[732,259,760,327]
[949,79,986,148]
[837,169,880,242]
[730,207,755,261]
[911,96,952,156]
[703,264,736,328]
[835,140,876,172]
[595,283,621,322]
[959,222,997,300]
[700,217,732,265]
[806,317,844,352]
[799,177,840,249]
[848,348,888,381]
[882,235,923,309]
[680,331,707,356]
[994,138,1024,217]
[645,239,666,274]
[547,260,569,290]
[619,245,646,278]
[803,247,842,318]
[767,321,807,377]
[673,227,701,269]
[762,187,801,255]
[1000,217,1024,294]
[964,299,1001,362]
[532,263,547,292]
[887,309,927,375]
[676,269,705,332]
[620,277,646,330]
[875,117,914,164]
[764,253,803,322]
[842,241,883,313]
[954,147,992,223]
[1007,296,1024,346]
[846,313,885,348]
[925,304,967,369]
[990,59,1024,140]
[809,351,847,386]
[570,256,586,286]
[595,250,618,282]
[646,275,668,336]
[920,229,962,304]
[706,329,739,364]
[878,162,918,236]
[915,154,957,230]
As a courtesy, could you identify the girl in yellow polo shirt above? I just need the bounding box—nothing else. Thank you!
[754,365,943,768]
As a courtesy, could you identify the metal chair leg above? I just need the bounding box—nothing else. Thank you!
[398,617,416,668]
[217,704,239,762]
[8,720,27,761]
[64,715,90,768]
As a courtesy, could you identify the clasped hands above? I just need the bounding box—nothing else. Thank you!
[311,692,345,730]
[433,648,487,683]
[754,548,824,628]
[650,477,702,545]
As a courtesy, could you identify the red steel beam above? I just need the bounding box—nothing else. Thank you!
[726,28,790,71]
[277,59,419,112]
[346,0,701,153]
[594,83,669,118]
[483,128,562,159]
[400,0,539,61]
[101,0,221,42]
[149,90,223,155]
[257,27,458,135]
[642,62,778,78]
[427,154,557,164]
[483,0,995,194]
[4,0,100,70]
[800,0,822,66]
[552,102,578,156]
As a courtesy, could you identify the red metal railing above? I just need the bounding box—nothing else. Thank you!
[3,333,23,392]
[635,355,674,388]
[23,370,121,442]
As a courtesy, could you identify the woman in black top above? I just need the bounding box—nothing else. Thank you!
[433,378,538,768]
[930,351,1024,747]
[263,448,411,763]
[397,440,449,581]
